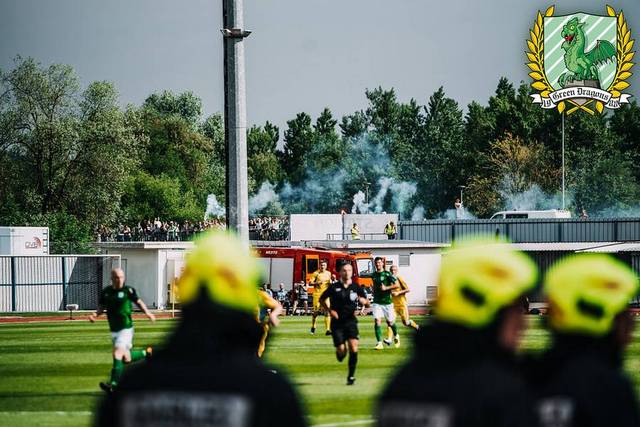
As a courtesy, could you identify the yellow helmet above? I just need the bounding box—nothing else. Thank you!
[544,254,638,336]
[437,236,538,328]
[177,230,261,314]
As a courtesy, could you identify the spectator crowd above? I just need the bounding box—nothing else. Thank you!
[97,216,289,242]
[249,216,289,241]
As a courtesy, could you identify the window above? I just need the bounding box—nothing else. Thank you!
[357,258,373,277]
[505,213,528,219]
[399,254,410,266]
[306,258,319,274]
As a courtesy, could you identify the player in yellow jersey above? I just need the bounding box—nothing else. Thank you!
[257,287,283,358]
[386,265,419,347]
[310,259,333,335]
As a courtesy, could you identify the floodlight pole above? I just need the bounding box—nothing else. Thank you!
[561,112,565,210]
[222,0,251,241]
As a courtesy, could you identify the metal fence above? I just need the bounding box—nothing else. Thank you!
[400,218,640,243]
[325,232,389,240]
[0,255,120,312]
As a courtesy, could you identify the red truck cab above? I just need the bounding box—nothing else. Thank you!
[254,247,374,291]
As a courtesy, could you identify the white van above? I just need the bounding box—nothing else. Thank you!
[489,210,572,220]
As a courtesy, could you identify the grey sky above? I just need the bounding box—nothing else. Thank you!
[1,0,639,130]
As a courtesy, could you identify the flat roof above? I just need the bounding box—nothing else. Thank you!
[579,242,640,253]
[511,242,622,252]
[304,240,448,249]
[252,239,448,250]
[94,241,195,250]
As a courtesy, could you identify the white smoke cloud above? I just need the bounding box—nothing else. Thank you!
[352,177,417,217]
[441,208,476,220]
[249,182,280,214]
[351,191,369,214]
[204,194,225,219]
[498,177,570,212]
[411,206,425,220]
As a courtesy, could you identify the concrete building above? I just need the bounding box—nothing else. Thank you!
[97,238,445,309]
[289,213,398,241]
[96,241,194,309]
[300,239,445,306]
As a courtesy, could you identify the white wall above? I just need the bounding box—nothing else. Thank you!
[289,214,400,241]
[289,214,343,241]
[104,247,191,309]
[158,249,189,309]
[116,249,159,309]
[0,227,49,255]
[368,248,441,306]
[343,214,398,238]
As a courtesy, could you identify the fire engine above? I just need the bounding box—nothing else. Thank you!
[254,246,375,291]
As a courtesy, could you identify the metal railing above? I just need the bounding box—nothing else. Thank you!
[325,232,392,241]
[400,218,640,243]
[0,255,120,312]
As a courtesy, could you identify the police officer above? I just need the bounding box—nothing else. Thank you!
[376,237,538,427]
[96,231,306,427]
[528,254,640,427]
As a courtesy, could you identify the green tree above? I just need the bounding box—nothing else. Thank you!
[365,87,400,141]
[247,121,282,189]
[139,91,225,220]
[308,108,345,171]
[418,87,467,215]
[610,100,640,180]
[280,112,314,184]
[571,139,640,214]
[339,110,368,138]
[0,57,144,242]
[200,113,225,163]
[121,172,202,222]
[143,90,203,127]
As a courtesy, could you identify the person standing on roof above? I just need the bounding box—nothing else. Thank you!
[384,221,397,240]
[351,223,361,240]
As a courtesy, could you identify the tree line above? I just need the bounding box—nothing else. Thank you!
[1,57,639,244]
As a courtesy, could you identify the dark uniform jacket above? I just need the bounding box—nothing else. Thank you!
[525,334,640,427]
[376,321,536,427]
[96,295,306,427]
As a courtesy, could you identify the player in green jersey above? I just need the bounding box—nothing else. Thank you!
[89,268,156,392]
[371,257,399,350]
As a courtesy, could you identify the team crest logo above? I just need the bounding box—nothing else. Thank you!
[527,5,634,114]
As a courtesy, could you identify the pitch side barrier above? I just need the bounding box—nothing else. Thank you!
[399,217,640,244]
[0,255,120,312]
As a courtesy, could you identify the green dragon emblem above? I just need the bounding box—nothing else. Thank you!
[558,17,616,87]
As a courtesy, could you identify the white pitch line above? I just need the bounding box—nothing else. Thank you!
[313,419,374,427]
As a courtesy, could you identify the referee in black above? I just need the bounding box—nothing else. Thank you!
[320,261,370,385]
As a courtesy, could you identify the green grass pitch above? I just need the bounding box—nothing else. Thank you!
[1,316,640,427]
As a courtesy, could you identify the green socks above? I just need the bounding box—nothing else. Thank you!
[390,323,398,336]
[110,358,124,386]
[130,349,147,362]
[374,324,382,342]
[110,350,148,386]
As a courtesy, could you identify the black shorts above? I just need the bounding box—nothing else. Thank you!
[331,318,359,347]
